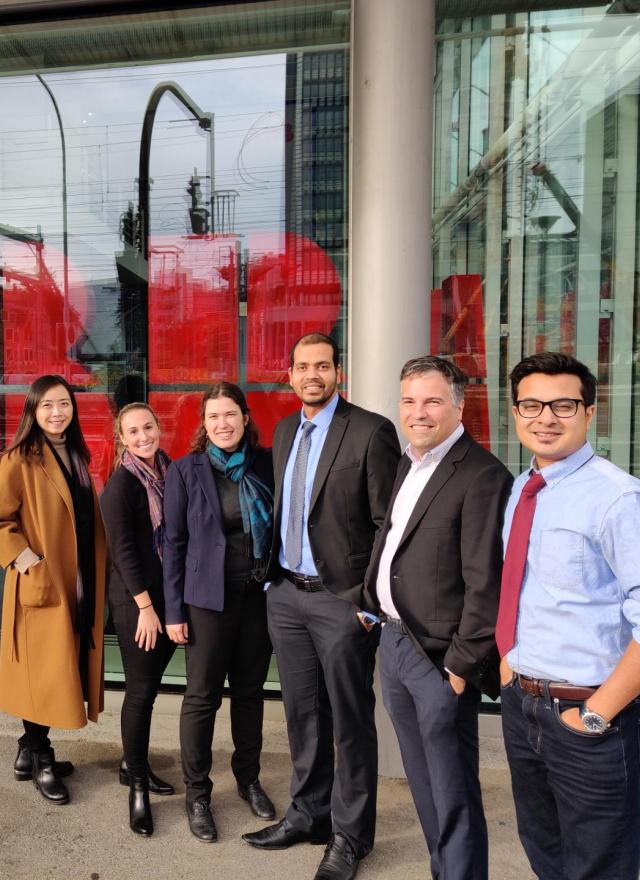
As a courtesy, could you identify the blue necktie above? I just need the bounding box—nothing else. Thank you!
[285,420,316,570]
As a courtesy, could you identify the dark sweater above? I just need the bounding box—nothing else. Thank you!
[100,466,165,614]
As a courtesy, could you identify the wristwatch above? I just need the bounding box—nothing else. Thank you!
[579,703,610,734]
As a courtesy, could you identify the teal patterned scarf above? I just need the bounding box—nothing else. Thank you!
[207,439,273,575]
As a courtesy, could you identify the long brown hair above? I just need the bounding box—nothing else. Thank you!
[190,382,259,453]
[2,374,90,463]
[113,402,160,469]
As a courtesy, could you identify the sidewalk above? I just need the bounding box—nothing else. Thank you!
[0,693,534,880]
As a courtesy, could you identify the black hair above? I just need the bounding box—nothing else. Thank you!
[289,332,340,369]
[510,352,596,406]
[3,374,90,463]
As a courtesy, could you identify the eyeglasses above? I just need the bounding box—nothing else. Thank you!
[515,398,586,419]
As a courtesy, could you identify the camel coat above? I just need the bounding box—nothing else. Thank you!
[0,444,107,728]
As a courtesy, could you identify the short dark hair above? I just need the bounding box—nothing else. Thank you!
[3,374,90,463]
[290,332,340,369]
[400,356,468,406]
[510,352,597,407]
[191,381,259,453]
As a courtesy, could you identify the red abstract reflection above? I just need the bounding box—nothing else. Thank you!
[2,230,343,479]
[148,234,239,384]
[430,274,490,448]
[1,238,94,387]
[246,232,342,384]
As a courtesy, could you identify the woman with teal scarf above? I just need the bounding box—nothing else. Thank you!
[163,382,276,842]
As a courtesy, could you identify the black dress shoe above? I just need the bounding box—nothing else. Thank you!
[237,780,276,820]
[186,800,217,842]
[242,818,330,850]
[119,758,174,796]
[32,748,70,805]
[313,834,361,880]
[129,775,154,836]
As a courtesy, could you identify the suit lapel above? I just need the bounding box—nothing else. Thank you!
[309,397,349,513]
[366,454,411,585]
[273,415,300,519]
[194,452,223,525]
[40,443,74,521]
[388,455,411,510]
[396,432,472,550]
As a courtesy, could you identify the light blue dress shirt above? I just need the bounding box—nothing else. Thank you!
[504,442,640,685]
[279,392,340,576]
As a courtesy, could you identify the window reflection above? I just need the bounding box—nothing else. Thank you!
[433,7,640,472]
[0,14,349,491]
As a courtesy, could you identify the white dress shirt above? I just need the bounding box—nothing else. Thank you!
[376,423,464,619]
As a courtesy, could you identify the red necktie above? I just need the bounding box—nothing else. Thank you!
[495,472,546,657]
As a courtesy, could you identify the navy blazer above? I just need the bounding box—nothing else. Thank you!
[162,448,273,625]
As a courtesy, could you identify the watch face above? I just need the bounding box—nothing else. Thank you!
[581,711,606,734]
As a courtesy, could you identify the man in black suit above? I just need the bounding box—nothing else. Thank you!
[364,356,512,880]
[242,332,400,880]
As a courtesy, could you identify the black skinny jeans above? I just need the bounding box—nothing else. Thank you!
[110,601,176,778]
[180,580,272,804]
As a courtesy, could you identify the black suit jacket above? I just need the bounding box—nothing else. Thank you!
[100,466,165,613]
[364,431,513,698]
[267,395,401,607]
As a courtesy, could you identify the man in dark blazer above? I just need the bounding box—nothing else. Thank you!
[364,356,513,880]
[242,332,400,880]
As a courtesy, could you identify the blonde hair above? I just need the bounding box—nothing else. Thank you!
[113,402,160,469]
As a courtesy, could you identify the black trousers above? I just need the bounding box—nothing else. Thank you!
[379,621,487,880]
[180,581,272,804]
[266,576,379,859]
[20,721,51,752]
[110,600,176,778]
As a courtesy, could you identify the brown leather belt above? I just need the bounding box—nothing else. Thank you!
[517,674,597,701]
[281,569,324,592]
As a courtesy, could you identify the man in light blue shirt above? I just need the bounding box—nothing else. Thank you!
[277,391,340,576]
[498,351,640,880]
[242,332,400,880]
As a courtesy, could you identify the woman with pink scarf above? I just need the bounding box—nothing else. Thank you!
[101,402,175,837]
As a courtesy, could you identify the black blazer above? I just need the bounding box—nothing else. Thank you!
[100,466,165,613]
[364,431,513,698]
[267,395,401,607]
[163,447,273,625]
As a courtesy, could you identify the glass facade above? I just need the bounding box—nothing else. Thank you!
[432,3,640,473]
[3,0,640,688]
[0,0,350,680]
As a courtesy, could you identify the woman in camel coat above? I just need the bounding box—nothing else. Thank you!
[0,374,107,805]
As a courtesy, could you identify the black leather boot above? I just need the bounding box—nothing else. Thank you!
[119,757,174,796]
[14,745,74,782]
[32,748,70,805]
[129,775,154,836]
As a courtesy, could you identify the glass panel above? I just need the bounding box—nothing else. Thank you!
[0,1,350,671]
[433,5,640,472]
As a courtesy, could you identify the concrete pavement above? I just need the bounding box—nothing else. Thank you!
[0,692,534,880]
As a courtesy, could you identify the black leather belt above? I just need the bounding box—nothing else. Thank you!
[381,614,407,633]
[282,569,324,592]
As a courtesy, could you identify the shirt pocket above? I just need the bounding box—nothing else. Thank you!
[536,529,584,588]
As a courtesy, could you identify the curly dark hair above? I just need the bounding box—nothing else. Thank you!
[190,382,259,453]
